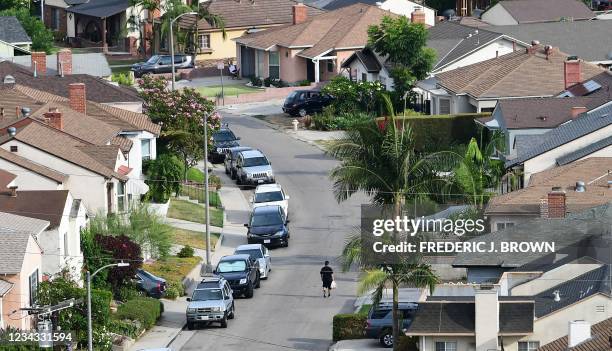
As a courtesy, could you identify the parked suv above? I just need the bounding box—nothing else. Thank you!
[134,269,167,298]
[234,244,271,279]
[186,277,235,329]
[224,146,252,179]
[213,255,260,298]
[245,205,289,247]
[209,127,241,163]
[365,302,418,348]
[131,54,194,77]
[251,183,290,218]
[235,149,275,186]
[282,90,333,117]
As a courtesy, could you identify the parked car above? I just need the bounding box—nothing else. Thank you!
[282,90,333,117]
[251,183,290,218]
[213,254,260,298]
[365,302,418,348]
[186,277,235,330]
[234,244,271,279]
[235,149,275,186]
[224,146,252,179]
[134,269,167,298]
[131,54,194,77]
[209,126,241,163]
[245,205,289,247]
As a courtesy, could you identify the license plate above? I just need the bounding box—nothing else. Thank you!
[264,239,271,244]
[199,316,209,321]
[258,179,264,183]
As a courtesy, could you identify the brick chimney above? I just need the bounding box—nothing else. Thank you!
[541,187,566,219]
[564,57,582,89]
[292,3,308,25]
[57,48,72,76]
[411,8,426,24]
[31,52,47,76]
[43,107,63,130]
[570,106,587,119]
[68,83,86,114]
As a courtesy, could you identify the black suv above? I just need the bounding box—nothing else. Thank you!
[213,254,260,298]
[209,127,241,163]
[131,54,194,77]
[365,302,418,348]
[282,90,333,117]
[245,205,289,247]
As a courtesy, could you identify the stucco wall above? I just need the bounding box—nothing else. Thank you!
[0,158,63,190]
[419,336,476,351]
[511,264,603,296]
[279,47,307,83]
[379,0,436,26]
[437,39,519,73]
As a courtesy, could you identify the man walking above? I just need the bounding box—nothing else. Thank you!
[320,261,334,298]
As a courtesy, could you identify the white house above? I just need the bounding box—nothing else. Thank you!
[320,0,437,26]
[480,0,594,26]
[0,17,32,58]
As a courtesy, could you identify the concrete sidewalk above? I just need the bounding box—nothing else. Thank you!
[329,339,388,351]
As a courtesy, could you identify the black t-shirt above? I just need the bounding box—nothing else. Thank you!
[320,266,333,281]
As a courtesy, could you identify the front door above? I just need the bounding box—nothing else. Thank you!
[241,46,256,77]
[106,182,114,213]
[306,60,315,82]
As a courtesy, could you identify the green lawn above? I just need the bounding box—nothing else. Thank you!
[168,199,224,227]
[173,228,220,250]
[180,185,222,207]
[186,167,205,182]
[196,85,261,98]
[146,256,202,284]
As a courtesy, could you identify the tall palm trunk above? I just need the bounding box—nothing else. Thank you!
[392,280,400,351]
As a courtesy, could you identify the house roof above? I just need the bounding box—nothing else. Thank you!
[340,48,382,72]
[235,3,394,59]
[556,135,612,166]
[198,0,324,29]
[321,0,434,11]
[0,61,142,103]
[0,148,68,183]
[405,301,534,335]
[0,278,13,296]
[0,229,36,274]
[454,202,612,268]
[0,17,31,44]
[66,0,130,17]
[434,46,604,99]
[485,158,612,216]
[0,211,49,234]
[0,169,16,188]
[485,0,594,24]
[489,20,612,63]
[0,190,68,230]
[538,318,612,351]
[11,53,112,77]
[506,101,612,167]
[561,72,612,98]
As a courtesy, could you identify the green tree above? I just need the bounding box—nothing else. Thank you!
[0,8,53,53]
[368,16,436,104]
[127,0,159,54]
[144,154,183,203]
[0,0,29,11]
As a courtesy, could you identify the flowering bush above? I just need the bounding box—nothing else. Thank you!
[321,76,385,114]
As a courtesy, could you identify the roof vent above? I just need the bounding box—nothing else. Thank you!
[21,107,31,117]
[575,181,586,192]
[3,75,15,84]
[538,115,547,121]
[607,180,612,189]
[7,126,16,136]
[531,40,540,46]
[553,290,561,302]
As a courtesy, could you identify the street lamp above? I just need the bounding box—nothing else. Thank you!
[170,11,198,91]
[86,262,129,351]
[203,111,213,272]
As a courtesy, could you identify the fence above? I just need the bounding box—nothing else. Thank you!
[180,182,222,208]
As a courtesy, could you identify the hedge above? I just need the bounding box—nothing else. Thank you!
[115,297,163,330]
[376,113,490,151]
[332,313,366,341]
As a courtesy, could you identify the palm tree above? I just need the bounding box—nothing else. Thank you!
[193,0,227,39]
[128,0,159,54]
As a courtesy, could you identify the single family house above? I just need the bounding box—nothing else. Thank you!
[0,16,32,58]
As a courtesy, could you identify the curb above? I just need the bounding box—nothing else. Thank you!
[243,113,331,152]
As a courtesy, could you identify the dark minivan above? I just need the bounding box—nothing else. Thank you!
[282,90,333,117]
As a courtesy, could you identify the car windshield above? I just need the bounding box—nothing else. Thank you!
[145,56,159,64]
[243,156,269,167]
[217,260,247,273]
[254,191,283,203]
[213,130,236,142]
[192,288,223,301]
[251,211,283,227]
[285,91,298,103]
[235,249,263,259]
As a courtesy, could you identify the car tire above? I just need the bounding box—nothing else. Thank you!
[220,314,228,328]
[283,239,289,248]
[244,283,254,298]
[228,303,235,319]
[255,273,261,288]
[298,108,307,117]
[187,322,195,330]
[225,167,229,174]
[379,330,393,348]
[236,175,242,185]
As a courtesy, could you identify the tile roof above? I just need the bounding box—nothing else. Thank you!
[488,0,594,24]
[0,168,16,188]
[538,318,612,351]
[0,17,31,44]
[11,53,112,77]
[489,20,612,62]
[0,278,13,296]
[405,301,534,335]
[0,211,49,234]
[0,189,68,229]
[434,46,604,99]
[506,101,612,167]
[0,229,34,274]
[66,0,130,17]
[0,148,67,183]
[198,0,324,29]
[236,3,394,59]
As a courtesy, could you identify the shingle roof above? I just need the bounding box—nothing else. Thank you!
[0,229,34,274]
[506,101,612,167]
[0,148,68,183]
[489,20,612,62]
[0,278,13,296]
[0,211,49,234]
[0,169,16,188]
[487,0,594,24]
[66,0,130,17]
[198,0,324,29]
[538,318,612,351]
[11,53,112,77]
[0,16,31,44]
[0,190,69,229]
[405,302,534,335]
[340,48,382,72]
[556,136,612,166]
[435,46,604,99]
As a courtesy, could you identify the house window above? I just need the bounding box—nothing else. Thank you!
[518,341,540,351]
[439,98,451,115]
[51,8,60,30]
[141,139,151,160]
[29,270,39,306]
[496,222,514,231]
[327,60,334,72]
[361,73,367,82]
[199,34,210,49]
[10,145,17,152]
[63,232,69,256]
[435,342,457,351]
[269,51,280,79]
[117,182,126,212]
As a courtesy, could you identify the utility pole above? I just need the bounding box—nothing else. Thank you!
[204,112,212,272]
[19,298,81,349]
[40,0,44,23]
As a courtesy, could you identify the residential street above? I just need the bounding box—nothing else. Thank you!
[178,111,367,350]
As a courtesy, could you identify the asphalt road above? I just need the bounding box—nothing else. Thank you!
[179,112,367,351]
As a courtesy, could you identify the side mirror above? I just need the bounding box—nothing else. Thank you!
[264,253,270,258]
[186,297,191,302]
[244,223,249,227]
[236,137,241,140]
[285,195,290,200]
[286,219,291,223]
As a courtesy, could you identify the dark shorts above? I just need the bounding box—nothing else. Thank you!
[322,280,333,289]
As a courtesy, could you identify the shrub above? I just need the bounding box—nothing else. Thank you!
[177,245,194,258]
[312,108,372,131]
[297,79,311,86]
[107,319,141,339]
[95,234,142,289]
[115,297,163,330]
[164,280,185,299]
[321,76,385,114]
[0,8,54,53]
[333,313,366,341]
[111,72,134,86]
[116,284,143,302]
[249,76,263,87]
[209,174,222,191]
[263,77,272,87]
[145,154,183,203]
[397,336,419,351]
